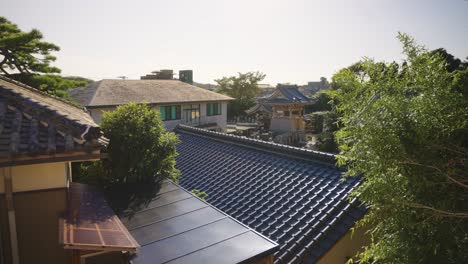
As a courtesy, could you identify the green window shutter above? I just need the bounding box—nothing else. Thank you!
[176,105,181,119]
[218,103,222,115]
[210,103,214,116]
[160,106,166,120]
[171,105,177,120]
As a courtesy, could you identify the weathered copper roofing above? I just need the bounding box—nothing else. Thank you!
[69,79,233,108]
[0,76,106,165]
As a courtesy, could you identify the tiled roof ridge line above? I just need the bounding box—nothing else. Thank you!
[0,75,91,114]
[175,125,337,165]
[87,80,102,106]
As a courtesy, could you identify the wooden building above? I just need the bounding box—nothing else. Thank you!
[247,84,313,144]
[0,76,108,264]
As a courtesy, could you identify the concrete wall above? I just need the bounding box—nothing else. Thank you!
[88,101,229,132]
[317,226,369,264]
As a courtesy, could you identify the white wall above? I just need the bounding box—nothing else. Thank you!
[88,101,229,132]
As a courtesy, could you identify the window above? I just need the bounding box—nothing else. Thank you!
[207,103,222,116]
[183,104,200,123]
[160,105,181,121]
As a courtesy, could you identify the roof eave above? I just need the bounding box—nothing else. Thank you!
[86,98,234,109]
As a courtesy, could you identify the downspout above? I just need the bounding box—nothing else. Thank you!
[2,167,20,264]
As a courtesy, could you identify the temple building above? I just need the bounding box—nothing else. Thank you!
[246,84,313,145]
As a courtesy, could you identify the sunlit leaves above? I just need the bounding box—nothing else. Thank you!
[332,33,468,263]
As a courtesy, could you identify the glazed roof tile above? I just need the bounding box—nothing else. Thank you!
[0,76,106,165]
[174,125,365,264]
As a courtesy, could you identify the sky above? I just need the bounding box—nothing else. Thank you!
[2,0,467,85]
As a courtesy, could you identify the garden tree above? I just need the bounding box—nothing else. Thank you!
[79,103,180,213]
[308,91,332,112]
[0,17,87,97]
[331,33,468,263]
[430,48,468,72]
[216,71,265,118]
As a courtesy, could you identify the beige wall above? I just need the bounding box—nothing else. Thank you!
[317,226,369,264]
[0,162,68,193]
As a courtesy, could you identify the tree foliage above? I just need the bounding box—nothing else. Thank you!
[78,103,180,212]
[0,17,87,97]
[216,71,265,118]
[331,33,468,263]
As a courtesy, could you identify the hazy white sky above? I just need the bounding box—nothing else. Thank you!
[2,0,467,84]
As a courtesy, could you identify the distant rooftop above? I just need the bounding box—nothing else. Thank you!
[258,84,312,105]
[69,79,233,108]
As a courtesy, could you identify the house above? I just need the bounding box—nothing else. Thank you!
[69,70,233,132]
[174,125,368,264]
[0,76,108,264]
[0,76,277,264]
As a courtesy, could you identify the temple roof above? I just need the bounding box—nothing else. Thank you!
[258,84,313,105]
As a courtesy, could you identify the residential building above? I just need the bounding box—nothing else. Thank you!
[175,125,368,264]
[69,71,233,132]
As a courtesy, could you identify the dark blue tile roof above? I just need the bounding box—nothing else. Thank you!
[174,125,366,264]
[277,85,311,103]
[258,85,311,105]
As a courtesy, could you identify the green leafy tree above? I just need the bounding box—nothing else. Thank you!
[332,33,468,263]
[78,103,180,212]
[216,71,265,118]
[0,17,87,97]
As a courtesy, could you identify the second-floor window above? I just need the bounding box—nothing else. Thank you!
[160,105,181,121]
[207,102,222,116]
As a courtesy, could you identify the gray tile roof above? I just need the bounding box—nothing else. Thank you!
[0,76,106,164]
[174,125,366,264]
[258,85,312,105]
[120,181,278,264]
[69,79,233,107]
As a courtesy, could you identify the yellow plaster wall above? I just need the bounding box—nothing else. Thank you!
[317,226,369,264]
[0,162,68,193]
